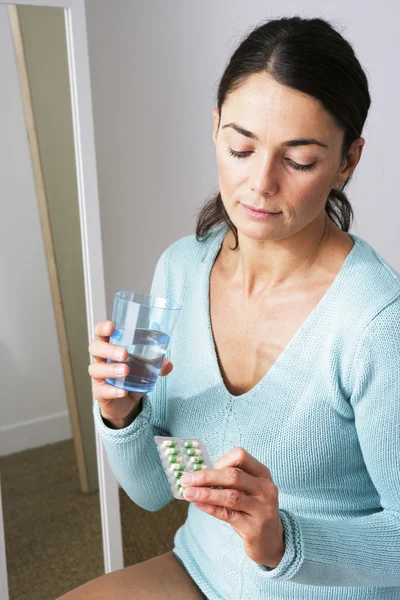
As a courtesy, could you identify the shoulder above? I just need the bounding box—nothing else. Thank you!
[332,235,400,392]
[152,225,228,300]
[352,292,400,392]
[320,233,399,382]
[344,233,400,322]
[162,225,228,270]
[353,233,400,284]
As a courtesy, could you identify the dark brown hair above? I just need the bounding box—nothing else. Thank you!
[196,17,371,249]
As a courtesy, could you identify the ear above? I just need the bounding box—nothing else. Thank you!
[212,108,220,144]
[332,137,365,188]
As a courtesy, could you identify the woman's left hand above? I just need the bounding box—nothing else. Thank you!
[180,447,285,568]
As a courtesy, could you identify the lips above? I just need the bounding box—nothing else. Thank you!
[242,203,280,213]
[241,204,282,220]
[247,207,279,213]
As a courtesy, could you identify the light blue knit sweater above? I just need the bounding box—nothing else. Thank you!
[94,225,400,599]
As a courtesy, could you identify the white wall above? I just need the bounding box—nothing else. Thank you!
[0,6,71,456]
[86,0,400,318]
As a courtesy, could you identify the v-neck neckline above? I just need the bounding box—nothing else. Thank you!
[203,225,360,401]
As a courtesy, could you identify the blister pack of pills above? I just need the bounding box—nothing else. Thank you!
[154,436,213,500]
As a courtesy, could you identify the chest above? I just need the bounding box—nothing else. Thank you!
[209,270,330,396]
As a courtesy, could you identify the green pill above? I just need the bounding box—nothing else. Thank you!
[168,455,182,463]
[184,440,199,448]
[173,471,184,479]
[165,448,179,456]
[193,464,207,471]
[162,439,177,447]
[190,456,204,464]
[170,463,185,471]
[187,448,201,456]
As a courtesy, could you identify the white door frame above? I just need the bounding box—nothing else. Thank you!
[0,1,123,596]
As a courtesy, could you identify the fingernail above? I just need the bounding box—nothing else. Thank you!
[180,474,193,485]
[117,389,126,397]
[114,365,125,375]
[114,349,124,360]
[184,487,197,499]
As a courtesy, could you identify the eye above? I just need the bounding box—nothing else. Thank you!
[287,159,316,172]
[228,147,253,160]
[228,147,316,172]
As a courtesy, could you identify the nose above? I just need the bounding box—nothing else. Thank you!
[250,153,278,196]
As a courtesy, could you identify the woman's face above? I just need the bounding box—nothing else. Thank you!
[213,72,364,242]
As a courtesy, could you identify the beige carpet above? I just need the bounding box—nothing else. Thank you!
[1,439,188,600]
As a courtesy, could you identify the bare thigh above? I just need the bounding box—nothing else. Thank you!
[56,551,207,600]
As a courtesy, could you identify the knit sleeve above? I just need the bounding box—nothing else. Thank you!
[92,248,174,512]
[256,293,400,586]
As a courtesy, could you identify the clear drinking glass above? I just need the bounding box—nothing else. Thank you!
[105,291,181,394]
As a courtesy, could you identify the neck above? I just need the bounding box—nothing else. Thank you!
[227,214,338,299]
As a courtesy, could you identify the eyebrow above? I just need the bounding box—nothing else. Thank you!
[221,122,329,149]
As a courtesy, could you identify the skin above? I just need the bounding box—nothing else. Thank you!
[87,71,366,579]
[181,72,365,567]
[211,72,364,297]
[56,551,207,599]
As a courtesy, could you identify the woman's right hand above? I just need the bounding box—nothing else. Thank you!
[88,320,173,429]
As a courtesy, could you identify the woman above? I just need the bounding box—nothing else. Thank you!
[61,16,400,600]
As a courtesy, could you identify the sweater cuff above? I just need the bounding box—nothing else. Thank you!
[92,394,152,443]
[255,509,303,580]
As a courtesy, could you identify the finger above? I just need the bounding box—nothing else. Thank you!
[182,485,254,516]
[92,381,128,401]
[213,447,272,480]
[88,339,128,363]
[94,320,115,340]
[180,466,257,495]
[89,361,130,381]
[192,501,248,526]
[159,359,173,376]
